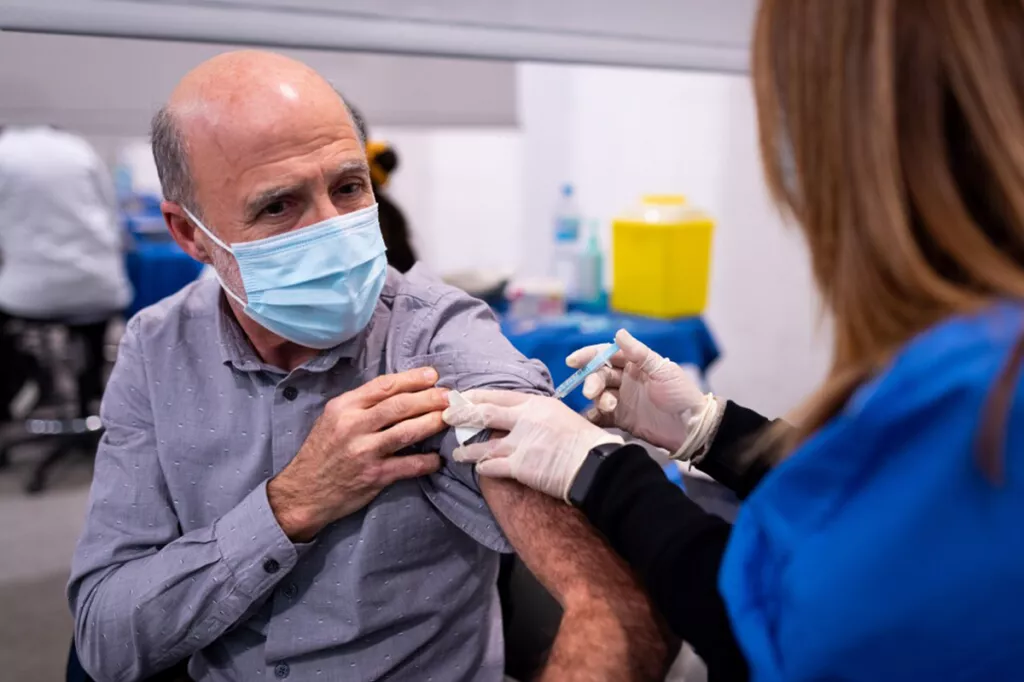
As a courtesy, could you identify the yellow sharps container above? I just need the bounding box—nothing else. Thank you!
[611,195,714,318]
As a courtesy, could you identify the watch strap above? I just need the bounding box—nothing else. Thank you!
[567,441,623,507]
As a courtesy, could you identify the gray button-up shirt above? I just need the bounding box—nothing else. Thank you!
[68,266,552,682]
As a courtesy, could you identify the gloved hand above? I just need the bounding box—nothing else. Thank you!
[568,328,722,459]
[443,390,623,502]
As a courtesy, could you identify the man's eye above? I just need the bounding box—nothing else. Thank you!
[263,200,288,217]
[334,182,361,197]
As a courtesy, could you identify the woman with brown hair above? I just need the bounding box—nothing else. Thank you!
[444,1,1024,680]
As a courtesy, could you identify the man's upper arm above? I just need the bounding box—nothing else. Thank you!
[68,319,179,602]
[416,281,642,591]
[393,273,553,551]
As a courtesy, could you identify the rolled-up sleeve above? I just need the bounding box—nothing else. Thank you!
[67,319,301,682]
[394,278,554,553]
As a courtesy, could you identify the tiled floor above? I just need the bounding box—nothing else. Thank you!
[0,446,93,682]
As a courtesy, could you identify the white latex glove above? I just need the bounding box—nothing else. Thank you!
[443,390,623,502]
[567,328,722,458]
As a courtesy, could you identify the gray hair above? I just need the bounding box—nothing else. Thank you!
[150,105,197,215]
[150,87,364,217]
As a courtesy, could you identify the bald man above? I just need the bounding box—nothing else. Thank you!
[68,52,671,682]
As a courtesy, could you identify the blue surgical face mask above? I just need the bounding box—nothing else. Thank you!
[185,204,387,350]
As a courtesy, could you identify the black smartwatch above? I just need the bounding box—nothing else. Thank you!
[567,441,623,508]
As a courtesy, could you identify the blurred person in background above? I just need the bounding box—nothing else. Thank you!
[0,125,131,421]
[348,106,419,272]
[445,1,1024,680]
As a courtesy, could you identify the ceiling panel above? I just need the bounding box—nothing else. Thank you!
[1,0,756,72]
[0,32,517,135]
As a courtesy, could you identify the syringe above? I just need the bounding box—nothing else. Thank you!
[554,341,620,400]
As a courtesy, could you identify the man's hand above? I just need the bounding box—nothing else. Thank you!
[268,368,449,542]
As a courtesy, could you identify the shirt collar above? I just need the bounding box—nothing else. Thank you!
[214,291,364,374]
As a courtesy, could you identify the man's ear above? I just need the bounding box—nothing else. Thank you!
[163,201,211,264]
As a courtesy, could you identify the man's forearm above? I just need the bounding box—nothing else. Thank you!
[481,478,675,681]
[70,482,299,681]
[540,601,670,682]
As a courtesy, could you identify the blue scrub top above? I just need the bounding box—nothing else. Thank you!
[720,303,1024,682]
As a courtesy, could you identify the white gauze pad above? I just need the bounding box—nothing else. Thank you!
[448,390,486,445]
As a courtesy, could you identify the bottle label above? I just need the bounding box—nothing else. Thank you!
[555,217,580,242]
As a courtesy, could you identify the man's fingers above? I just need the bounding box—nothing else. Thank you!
[582,366,621,399]
[366,387,450,431]
[443,401,521,432]
[459,389,532,408]
[566,344,626,370]
[347,368,440,408]
[375,411,446,454]
[378,453,442,487]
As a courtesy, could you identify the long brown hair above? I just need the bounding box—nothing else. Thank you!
[753,0,1024,480]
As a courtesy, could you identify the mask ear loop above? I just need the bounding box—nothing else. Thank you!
[182,206,248,307]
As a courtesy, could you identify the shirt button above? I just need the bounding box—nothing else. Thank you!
[282,386,299,401]
[263,558,280,574]
[283,583,298,599]
[274,662,290,679]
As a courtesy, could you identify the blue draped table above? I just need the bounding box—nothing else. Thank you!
[124,241,204,317]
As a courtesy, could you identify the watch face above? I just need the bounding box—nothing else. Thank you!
[569,451,604,507]
[592,442,623,459]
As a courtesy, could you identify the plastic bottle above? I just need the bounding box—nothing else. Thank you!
[573,219,604,305]
[551,183,581,299]
[113,163,133,201]
[113,162,137,215]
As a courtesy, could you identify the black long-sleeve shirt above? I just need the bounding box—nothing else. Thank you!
[579,401,778,682]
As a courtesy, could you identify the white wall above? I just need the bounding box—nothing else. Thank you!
[516,64,576,278]
[706,81,832,417]
[376,127,523,276]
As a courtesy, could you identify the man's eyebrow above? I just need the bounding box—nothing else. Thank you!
[330,159,371,178]
[243,182,305,220]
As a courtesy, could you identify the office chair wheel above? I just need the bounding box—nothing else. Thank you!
[25,470,45,494]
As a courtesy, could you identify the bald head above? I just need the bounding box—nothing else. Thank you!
[155,49,377,315]
[151,50,364,215]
